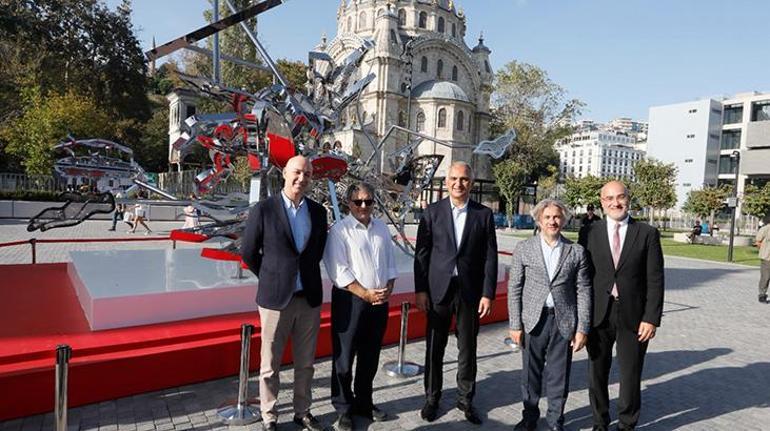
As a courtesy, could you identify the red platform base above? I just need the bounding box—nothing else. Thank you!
[0,263,509,421]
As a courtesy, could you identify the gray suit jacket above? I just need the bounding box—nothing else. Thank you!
[507,235,592,339]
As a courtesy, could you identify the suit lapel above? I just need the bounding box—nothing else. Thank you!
[596,219,615,270]
[533,236,552,284]
[274,194,299,254]
[443,199,459,252]
[616,218,639,271]
[551,238,571,281]
[457,202,475,253]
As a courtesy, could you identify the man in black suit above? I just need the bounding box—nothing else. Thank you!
[241,155,328,431]
[414,161,498,425]
[578,180,664,431]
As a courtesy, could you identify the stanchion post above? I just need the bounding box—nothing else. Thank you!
[383,302,423,378]
[55,344,72,431]
[217,324,260,425]
[30,238,37,264]
[172,240,177,250]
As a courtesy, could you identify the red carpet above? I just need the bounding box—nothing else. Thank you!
[0,263,509,421]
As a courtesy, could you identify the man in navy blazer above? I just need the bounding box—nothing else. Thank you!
[414,161,498,425]
[241,155,328,431]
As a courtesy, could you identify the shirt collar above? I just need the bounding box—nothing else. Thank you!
[450,199,469,212]
[345,214,372,230]
[607,215,629,229]
[281,191,306,210]
[540,234,563,251]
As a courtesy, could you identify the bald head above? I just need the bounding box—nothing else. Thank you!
[283,155,313,203]
[600,180,630,221]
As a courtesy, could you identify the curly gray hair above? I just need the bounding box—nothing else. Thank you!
[531,198,571,228]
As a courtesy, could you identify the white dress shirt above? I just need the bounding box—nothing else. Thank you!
[451,199,469,276]
[323,215,398,290]
[606,215,630,257]
[539,235,562,308]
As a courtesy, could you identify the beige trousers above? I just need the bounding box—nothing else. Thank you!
[258,296,321,423]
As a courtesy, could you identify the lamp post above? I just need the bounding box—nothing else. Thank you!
[727,150,741,262]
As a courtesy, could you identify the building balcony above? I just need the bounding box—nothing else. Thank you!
[746,121,770,149]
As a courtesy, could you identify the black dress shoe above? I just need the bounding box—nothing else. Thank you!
[591,426,608,431]
[262,421,277,431]
[759,294,768,303]
[293,412,324,431]
[420,401,439,422]
[333,412,353,431]
[513,418,537,431]
[457,404,482,425]
[353,404,388,422]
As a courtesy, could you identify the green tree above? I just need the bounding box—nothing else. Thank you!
[1,90,112,175]
[632,159,677,224]
[492,159,528,228]
[490,60,584,180]
[682,185,730,228]
[742,183,770,219]
[563,175,604,210]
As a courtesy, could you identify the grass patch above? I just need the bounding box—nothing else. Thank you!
[500,229,760,266]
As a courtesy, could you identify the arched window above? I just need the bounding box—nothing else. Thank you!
[390,29,398,44]
[456,111,464,131]
[418,12,427,28]
[437,17,445,33]
[416,111,426,131]
[468,116,472,133]
[377,8,384,17]
[347,16,352,32]
[420,56,428,73]
[451,65,458,81]
[358,11,367,30]
[398,9,406,26]
[438,108,447,128]
[437,59,443,79]
[452,23,456,37]
[398,111,407,127]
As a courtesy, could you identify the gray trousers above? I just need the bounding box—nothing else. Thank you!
[521,308,573,428]
[760,259,770,297]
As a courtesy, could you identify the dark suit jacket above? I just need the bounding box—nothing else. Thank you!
[578,217,664,330]
[241,194,328,310]
[414,198,498,304]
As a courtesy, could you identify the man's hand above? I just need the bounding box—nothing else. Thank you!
[415,292,430,311]
[509,329,524,347]
[637,321,657,342]
[478,297,493,318]
[371,288,390,305]
[572,331,588,352]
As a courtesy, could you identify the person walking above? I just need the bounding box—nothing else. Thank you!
[323,182,397,431]
[241,155,328,431]
[508,198,592,431]
[414,161,498,425]
[578,181,664,431]
[109,191,133,231]
[182,194,201,229]
[130,192,152,235]
[755,214,770,304]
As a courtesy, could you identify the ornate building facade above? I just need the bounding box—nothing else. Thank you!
[321,0,494,179]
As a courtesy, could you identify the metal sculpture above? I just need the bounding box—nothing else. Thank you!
[27,191,115,232]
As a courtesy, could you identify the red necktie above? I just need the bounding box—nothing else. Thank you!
[611,223,621,298]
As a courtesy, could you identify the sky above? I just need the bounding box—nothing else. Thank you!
[108,0,770,123]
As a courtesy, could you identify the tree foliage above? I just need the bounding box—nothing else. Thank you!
[742,183,770,219]
[490,60,584,181]
[1,90,113,176]
[682,185,730,228]
[492,159,528,226]
[631,159,677,223]
[562,175,605,210]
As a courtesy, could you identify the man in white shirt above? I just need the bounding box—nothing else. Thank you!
[324,182,398,431]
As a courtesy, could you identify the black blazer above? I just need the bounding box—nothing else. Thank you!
[414,198,498,304]
[241,194,328,310]
[578,218,664,330]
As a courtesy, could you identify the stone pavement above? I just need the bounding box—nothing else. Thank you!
[1,220,770,430]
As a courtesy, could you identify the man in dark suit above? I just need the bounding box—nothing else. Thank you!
[241,155,328,431]
[578,180,664,431]
[414,161,498,425]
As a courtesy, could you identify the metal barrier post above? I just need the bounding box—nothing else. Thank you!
[55,344,72,431]
[217,324,260,425]
[383,302,423,378]
[30,238,37,264]
[233,265,244,279]
[172,240,177,250]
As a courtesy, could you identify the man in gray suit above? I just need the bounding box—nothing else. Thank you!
[508,199,592,431]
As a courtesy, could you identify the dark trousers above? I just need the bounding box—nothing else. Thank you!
[331,287,388,414]
[521,308,573,428]
[759,259,770,297]
[587,299,648,430]
[424,278,480,406]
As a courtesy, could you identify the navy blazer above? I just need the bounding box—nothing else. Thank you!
[414,198,498,304]
[578,217,664,330]
[241,194,328,310]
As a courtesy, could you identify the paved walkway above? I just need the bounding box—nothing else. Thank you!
[1,220,769,430]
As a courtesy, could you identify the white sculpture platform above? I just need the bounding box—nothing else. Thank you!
[68,248,507,331]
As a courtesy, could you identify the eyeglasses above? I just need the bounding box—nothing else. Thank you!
[351,199,375,207]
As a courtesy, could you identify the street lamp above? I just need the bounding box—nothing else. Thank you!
[727,150,741,262]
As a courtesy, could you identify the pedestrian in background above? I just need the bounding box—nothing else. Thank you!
[755,214,770,304]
